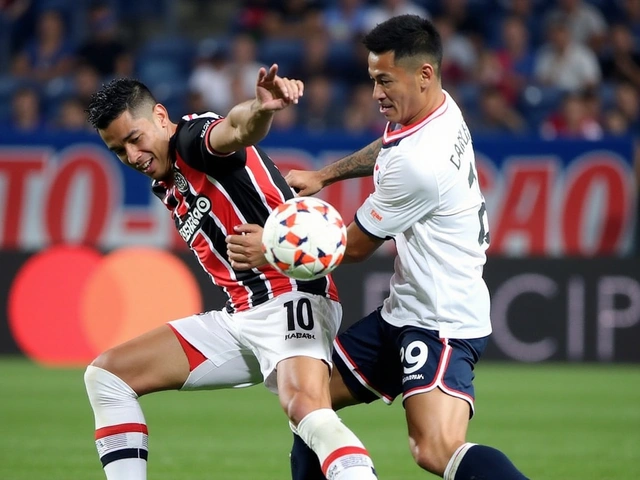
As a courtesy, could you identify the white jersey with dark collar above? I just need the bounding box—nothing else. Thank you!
[355,91,492,339]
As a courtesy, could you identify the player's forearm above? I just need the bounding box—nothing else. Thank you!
[228,99,275,146]
[318,138,382,187]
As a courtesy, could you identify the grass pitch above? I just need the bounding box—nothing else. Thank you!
[0,357,638,479]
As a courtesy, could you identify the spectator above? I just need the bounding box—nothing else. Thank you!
[299,75,342,132]
[540,91,603,140]
[494,0,544,48]
[603,108,632,136]
[534,18,601,92]
[261,0,324,40]
[11,9,75,83]
[599,23,640,90]
[0,0,33,62]
[543,0,608,52]
[488,15,536,104]
[342,82,386,135]
[612,82,640,132]
[52,96,91,132]
[232,0,270,39]
[185,90,208,114]
[432,15,477,86]
[362,0,430,33]
[615,0,640,47]
[322,0,369,42]
[271,102,298,132]
[288,31,343,83]
[432,0,485,42]
[227,34,265,106]
[9,86,44,131]
[188,38,233,114]
[469,86,528,135]
[73,62,101,108]
[76,2,133,78]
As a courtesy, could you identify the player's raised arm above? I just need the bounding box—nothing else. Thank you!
[208,64,304,154]
[285,138,382,196]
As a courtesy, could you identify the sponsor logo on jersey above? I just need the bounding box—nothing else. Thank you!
[369,209,383,222]
[200,119,213,138]
[402,373,425,383]
[178,195,211,243]
[284,332,316,340]
[174,171,189,193]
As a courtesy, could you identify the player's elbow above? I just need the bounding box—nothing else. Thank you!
[343,246,373,264]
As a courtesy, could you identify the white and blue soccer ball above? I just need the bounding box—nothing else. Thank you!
[262,197,347,281]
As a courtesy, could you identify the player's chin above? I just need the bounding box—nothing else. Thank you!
[149,166,172,182]
[379,106,397,121]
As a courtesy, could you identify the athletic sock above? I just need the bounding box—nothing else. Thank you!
[84,365,148,479]
[290,432,325,480]
[444,443,530,480]
[295,408,377,480]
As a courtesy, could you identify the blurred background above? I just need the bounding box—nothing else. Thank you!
[0,0,639,479]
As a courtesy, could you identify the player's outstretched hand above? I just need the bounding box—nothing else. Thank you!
[285,169,324,196]
[256,64,304,112]
[226,224,268,270]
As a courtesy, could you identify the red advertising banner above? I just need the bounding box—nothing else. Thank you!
[0,132,637,255]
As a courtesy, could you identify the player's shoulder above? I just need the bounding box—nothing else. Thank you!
[178,112,224,136]
[172,112,224,151]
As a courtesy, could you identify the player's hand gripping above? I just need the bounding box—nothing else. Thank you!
[284,169,325,196]
[256,64,304,112]
[226,224,268,271]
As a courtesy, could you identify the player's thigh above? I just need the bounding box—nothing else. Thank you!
[400,331,488,445]
[91,323,189,396]
[405,388,470,448]
[169,310,263,391]
[236,291,342,393]
[276,356,332,421]
[332,308,404,406]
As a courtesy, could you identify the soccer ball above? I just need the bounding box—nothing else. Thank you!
[262,197,347,281]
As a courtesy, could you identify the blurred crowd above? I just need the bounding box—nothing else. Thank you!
[1,0,640,140]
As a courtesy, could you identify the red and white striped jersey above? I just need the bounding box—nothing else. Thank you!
[152,113,339,312]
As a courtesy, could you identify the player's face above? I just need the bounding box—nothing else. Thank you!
[99,105,173,181]
[368,51,432,126]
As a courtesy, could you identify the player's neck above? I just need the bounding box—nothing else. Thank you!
[404,89,445,127]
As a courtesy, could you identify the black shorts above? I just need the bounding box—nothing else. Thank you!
[332,308,489,416]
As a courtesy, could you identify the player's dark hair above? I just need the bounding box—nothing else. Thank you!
[86,78,157,130]
[362,14,443,76]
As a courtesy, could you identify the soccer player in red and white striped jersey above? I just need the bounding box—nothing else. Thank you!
[85,65,377,480]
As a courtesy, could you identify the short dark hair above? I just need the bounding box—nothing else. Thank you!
[362,15,443,76]
[86,78,157,130]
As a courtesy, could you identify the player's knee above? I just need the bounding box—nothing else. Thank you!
[410,437,463,476]
[85,351,132,393]
[89,348,119,373]
[281,391,327,426]
[411,445,444,475]
[84,364,138,405]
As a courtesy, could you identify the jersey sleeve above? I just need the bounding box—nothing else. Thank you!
[355,154,440,239]
[173,114,247,176]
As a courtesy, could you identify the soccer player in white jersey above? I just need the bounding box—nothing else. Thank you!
[226,15,530,480]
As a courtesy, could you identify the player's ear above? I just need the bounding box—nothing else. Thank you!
[419,63,435,89]
[153,103,170,128]
[421,63,434,82]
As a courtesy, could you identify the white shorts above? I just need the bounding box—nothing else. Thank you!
[169,291,342,393]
